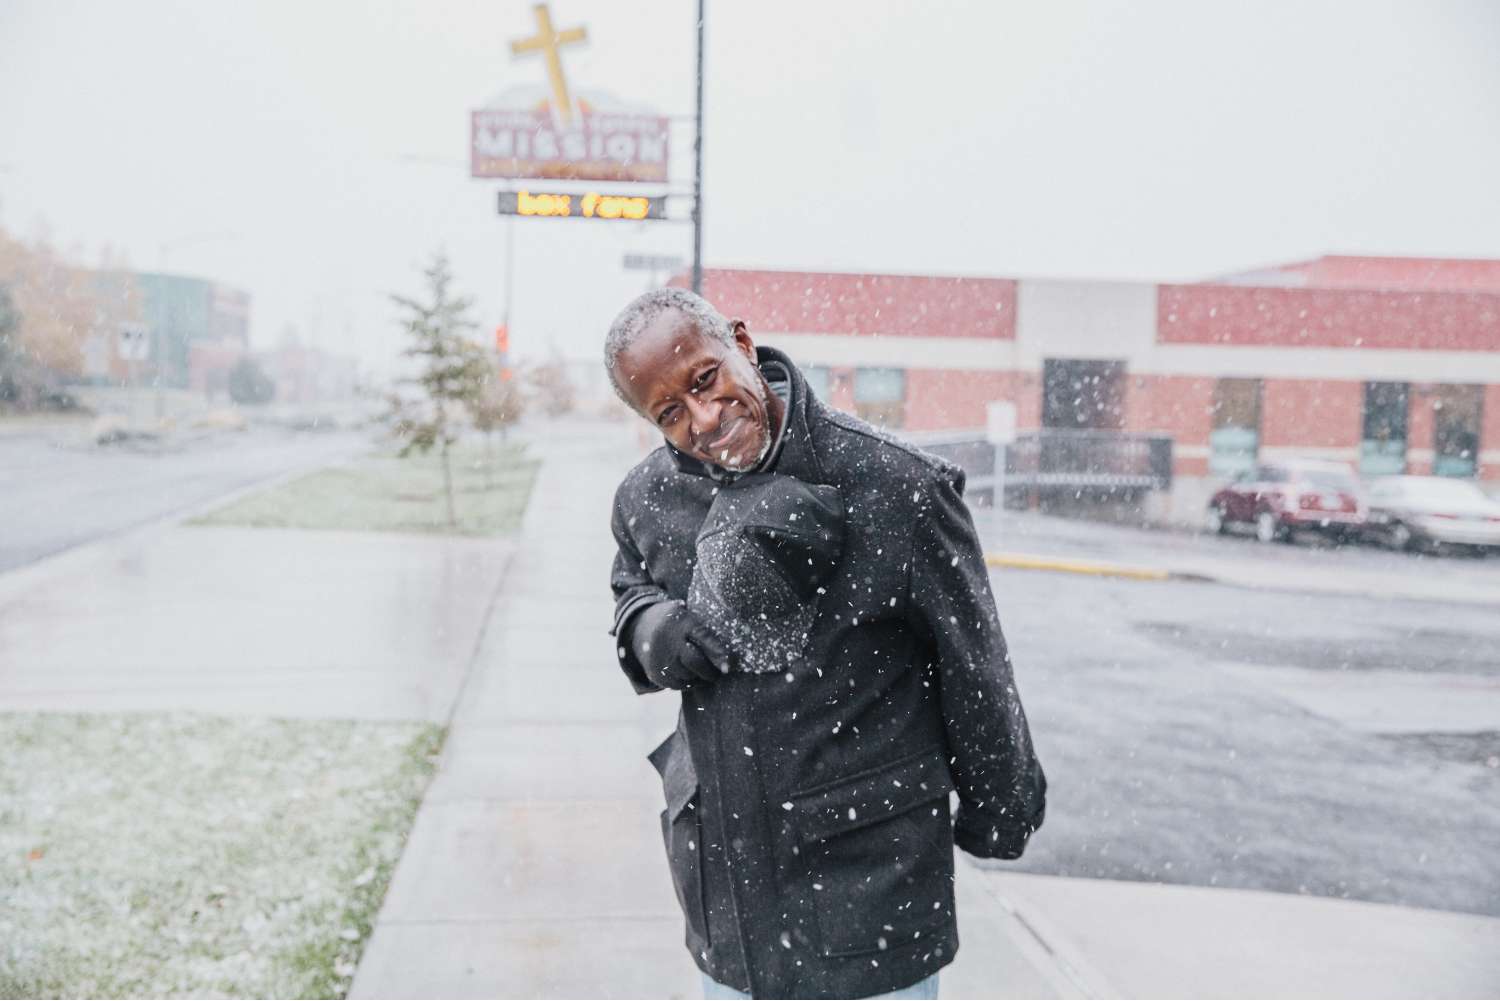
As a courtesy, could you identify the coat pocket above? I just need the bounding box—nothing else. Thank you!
[650,730,710,950]
[792,749,957,958]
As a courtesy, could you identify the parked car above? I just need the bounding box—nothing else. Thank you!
[1205,460,1367,543]
[1364,476,1500,553]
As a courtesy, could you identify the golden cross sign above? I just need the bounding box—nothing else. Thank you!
[510,3,588,126]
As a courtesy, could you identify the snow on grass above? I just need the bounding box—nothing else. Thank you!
[191,444,539,537]
[0,712,442,999]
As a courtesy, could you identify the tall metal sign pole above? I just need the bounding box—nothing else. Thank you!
[692,0,705,294]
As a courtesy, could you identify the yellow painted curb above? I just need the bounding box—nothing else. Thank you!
[984,552,1173,582]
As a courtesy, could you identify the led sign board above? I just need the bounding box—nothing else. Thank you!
[498,189,666,220]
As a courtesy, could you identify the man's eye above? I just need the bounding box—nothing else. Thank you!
[657,407,680,427]
[694,367,718,391]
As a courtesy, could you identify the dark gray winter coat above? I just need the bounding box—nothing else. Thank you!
[609,347,1046,999]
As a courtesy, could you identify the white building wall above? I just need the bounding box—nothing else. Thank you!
[1013,279,1158,367]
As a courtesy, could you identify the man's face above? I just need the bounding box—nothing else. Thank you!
[614,312,776,471]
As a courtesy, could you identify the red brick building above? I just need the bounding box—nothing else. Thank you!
[676,256,1500,521]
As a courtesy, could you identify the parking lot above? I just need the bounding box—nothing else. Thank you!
[976,509,1500,917]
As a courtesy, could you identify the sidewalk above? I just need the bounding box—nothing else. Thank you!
[969,870,1500,999]
[350,423,1068,999]
[0,520,510,721]
[351,421,1500,999]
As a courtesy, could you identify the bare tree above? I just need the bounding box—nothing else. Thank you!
[526,353,577,417]
[467,363,526,489]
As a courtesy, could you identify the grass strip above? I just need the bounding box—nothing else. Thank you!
[0,712,442,999]
[192,443,539,537]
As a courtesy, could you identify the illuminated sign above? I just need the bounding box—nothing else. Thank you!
[471,5,670,182]
[498,189,666,220]
[472,108,670,183]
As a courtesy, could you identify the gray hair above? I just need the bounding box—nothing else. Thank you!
[604,288,736,402]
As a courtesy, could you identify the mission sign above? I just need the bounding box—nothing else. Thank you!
[473,108,670,183]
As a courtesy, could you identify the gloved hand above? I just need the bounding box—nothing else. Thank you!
[629,599,736,689]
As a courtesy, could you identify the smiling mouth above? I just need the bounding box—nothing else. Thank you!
[706,419,742,452]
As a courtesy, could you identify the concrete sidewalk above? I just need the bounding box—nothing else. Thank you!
[351,420,1500,999]
[971,870,1500,999]
[349,424,1068,999]
[0,520,510,721]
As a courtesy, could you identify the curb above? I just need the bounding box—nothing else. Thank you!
[985,552,1212,583]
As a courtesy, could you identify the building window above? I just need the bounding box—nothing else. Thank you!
[854,367,906,429]
[1210,378,1262,479]
[1361,381,1409,476]
[1432,384,1483,478]
[802,365,831,402]
[1041,359,1126,430]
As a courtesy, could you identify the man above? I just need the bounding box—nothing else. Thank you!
[605,288,1045,1000]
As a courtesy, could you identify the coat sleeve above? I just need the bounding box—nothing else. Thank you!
[909,465,1046,859]
[609,490,671,695]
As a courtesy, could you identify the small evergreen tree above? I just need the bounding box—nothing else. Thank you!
[388,254,488,527]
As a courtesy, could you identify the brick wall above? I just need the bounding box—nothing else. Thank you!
[1407,393,1436,475]
[1124,375,1215,444]
[824,367,856,414]
[1123,375,1216,476]
[686,270,1017,340]
[903,369,1035,432]
[1484,385,1500,480]
[1159,284,1500,352]
[1261,379,1363,450]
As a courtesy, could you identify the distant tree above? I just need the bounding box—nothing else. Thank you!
[526,354,577,417]
[227,356,276,405]
[466,363,526,488]
[0,284,26,408]
[0,223,141,410]
[387,253,489,527]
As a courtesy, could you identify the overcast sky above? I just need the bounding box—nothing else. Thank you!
[2,0,1499,375]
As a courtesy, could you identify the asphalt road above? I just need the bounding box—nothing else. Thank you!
[983,542,1500,918]
[0,426,369,572]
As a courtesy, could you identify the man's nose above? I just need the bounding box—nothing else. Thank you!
[684,393,723,440]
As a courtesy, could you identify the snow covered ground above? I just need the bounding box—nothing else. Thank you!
[0,712,441,998]
[190,444,539,538]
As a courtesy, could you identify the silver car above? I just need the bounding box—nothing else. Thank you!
[1365,476,1500,553]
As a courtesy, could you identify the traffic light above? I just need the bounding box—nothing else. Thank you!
[495,324,510,355]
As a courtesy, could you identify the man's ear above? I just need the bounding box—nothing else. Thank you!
[731,319,756,361]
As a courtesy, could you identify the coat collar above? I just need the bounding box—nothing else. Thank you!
[666,345,824,485]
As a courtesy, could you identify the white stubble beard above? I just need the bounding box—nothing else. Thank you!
[716,378,774,473]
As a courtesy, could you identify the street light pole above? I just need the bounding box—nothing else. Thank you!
[691,0,705,295]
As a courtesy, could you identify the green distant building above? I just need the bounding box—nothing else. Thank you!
[135,273,250,388]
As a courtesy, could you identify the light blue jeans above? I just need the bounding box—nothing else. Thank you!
[702,972,939,1000]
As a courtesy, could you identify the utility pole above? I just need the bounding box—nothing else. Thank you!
[691,0,705,294]
[502,214,515,354]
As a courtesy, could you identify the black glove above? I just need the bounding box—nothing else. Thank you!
[628,599,736,689]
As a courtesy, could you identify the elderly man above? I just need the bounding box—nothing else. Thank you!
[605,288,1045,1001]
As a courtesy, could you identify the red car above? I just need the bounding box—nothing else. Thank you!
[1205,460,1368,543]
